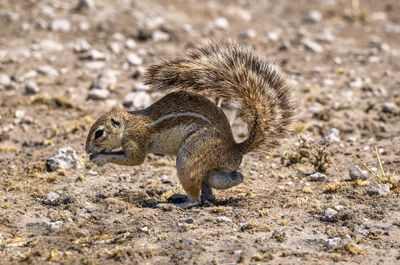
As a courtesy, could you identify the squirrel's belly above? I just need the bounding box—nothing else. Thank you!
[147,124,199,155]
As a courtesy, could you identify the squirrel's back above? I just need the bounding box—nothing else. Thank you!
[144,41,295,154]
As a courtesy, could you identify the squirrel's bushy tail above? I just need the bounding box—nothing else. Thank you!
[144,41,294,154]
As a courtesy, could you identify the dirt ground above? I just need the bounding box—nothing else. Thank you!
[1,0,400,264]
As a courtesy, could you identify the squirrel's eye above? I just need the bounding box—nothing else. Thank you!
[94,129,104,139]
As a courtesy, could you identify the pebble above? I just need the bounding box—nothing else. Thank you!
[133,83,150,91]
[266,31,280,42]
[39,40,64,51]
[43,192,60,206]
[125,39,137,49]
[51,19,71,32]
[74,39,91,53]
[216,216,232,223]
[123,91,151,109]
[382,102,398,114]
[239,29,257,39]
[24,81,40,94]
[321,208,338,222]
[85,61,106,70]
[37,65,58,76]
[88,89,110,100]
[214,17,229,30]
[325,237,340,248]
[48,221,63,231]
[349,165,368,180]
[90,69,118,90]
[140,226,149,232]
[108,42,121,54]
[81,49,106,60]
[303,39,324,53]
[303,10,323,23]
[76,0,95,10]
[323,128,340,143]
[152,30,170,42]
[309,172,327,181]
[46,147,83,171]
[160,175,172,184]
[0,74,11,89]
[367,184,390,196]
[126,53,143,66]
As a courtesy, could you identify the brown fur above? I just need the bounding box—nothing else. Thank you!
[86,41,295,202]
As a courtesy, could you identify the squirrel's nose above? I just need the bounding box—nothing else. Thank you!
[85,143,92,154]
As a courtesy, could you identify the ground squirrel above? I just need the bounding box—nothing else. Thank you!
[86,41,295,207]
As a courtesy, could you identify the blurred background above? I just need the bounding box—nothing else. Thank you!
[0,0,399,264]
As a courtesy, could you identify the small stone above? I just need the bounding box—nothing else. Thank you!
[216,216,232,223]
[81,49,106,60]
[74,39,91,53]
[15,110,25,119]
[266,31,280,42]
[46,147,83,171]
[39,40,64,51]
[108,42,121,54]
[349,77,363,88]
[43,192,60,206]
[214,17,229,30]
[382,102,398,113]
[234,250,242,255]
[160,175,172,184]
[309,172,327,181]
[123,91,151,109]
[140,226,148,232]
[126,53,143,66]
[303,39,324,53]
[239,29,257,39]
[349,166,368,180]
[37,65,58,77]
[90,69,118,90]
[88,89,110,100]
[367,184,390,196]
[303,10,323,23]
[325,237,340,248]
[334,205,344,211]
[51,19,71,32]
[152,30,170,42]
[322,208,338,222]
[76,0,95,11]
[0,74,11,89]
[48,221,63,231]
[125,39,137,49]
[24,81,40,94]
[85,61,106,70]
[133,83,150,91]
[323,128,340,143]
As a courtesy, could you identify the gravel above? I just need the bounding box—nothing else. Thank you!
[325,237,340,248]
[382,102,398,114]
[349,165,368,180]
[216,216,232,223]
[48,221,63,231]
[46,147,84,171]
[214,17,229,30]
[24,81,40,94]
[309,172,328,181]
[0,74,11,89]
[88,89,110,100]
[126,53,143,66]
[51,19,71,32]
[303,39,324,53]
[43,192,61,206]
[303,10,323,23]
[321,208,338,222]
[123,91,151,109]
[367,184,390,196]
[323,128,340,144]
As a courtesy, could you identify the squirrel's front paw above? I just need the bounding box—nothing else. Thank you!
[89,153,107,166]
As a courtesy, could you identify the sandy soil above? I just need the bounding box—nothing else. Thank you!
[1,0,400,264]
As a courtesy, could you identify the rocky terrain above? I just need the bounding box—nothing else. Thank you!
[0,0,399,264]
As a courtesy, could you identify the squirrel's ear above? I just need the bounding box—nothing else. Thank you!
[111,118,121,128]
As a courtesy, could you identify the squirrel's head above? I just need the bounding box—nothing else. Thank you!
[85,110,126,155]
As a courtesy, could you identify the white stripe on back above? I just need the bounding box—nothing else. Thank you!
[148,112,211,129]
